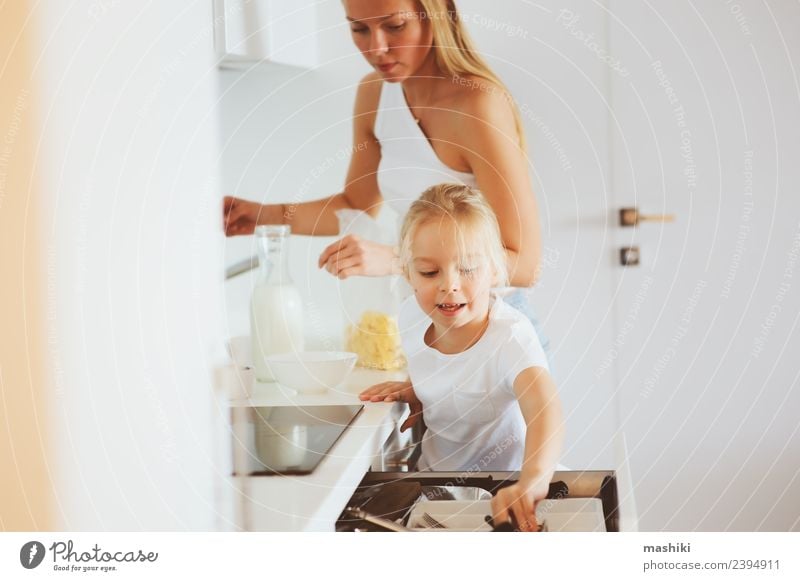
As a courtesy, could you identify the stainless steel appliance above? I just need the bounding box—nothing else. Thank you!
[234,404,363,476]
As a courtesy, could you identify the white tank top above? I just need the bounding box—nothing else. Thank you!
[374,80,478,240]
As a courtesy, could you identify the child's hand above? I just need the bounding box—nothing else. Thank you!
[358,381,422,432]
[358,380,414,402]
[490,475,551,532]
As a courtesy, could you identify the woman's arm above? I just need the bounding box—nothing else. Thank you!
[223,73,384,237]
[314,73,404,278]
[458,88,543,286]
[490,366,564,531]
[223,193,352,236]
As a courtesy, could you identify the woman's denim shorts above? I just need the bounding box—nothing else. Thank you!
[504,289,554,374]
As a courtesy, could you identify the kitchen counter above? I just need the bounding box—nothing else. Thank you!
[224,368,640,532]
[229,368,409,531]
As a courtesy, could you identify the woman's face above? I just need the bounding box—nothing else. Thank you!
[343,0,436,82]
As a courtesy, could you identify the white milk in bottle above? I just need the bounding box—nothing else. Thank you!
[250,225,304,382]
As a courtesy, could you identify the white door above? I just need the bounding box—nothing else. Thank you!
[609,1,800,531]
[467,0,800,531]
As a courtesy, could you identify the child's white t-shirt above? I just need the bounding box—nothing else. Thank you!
[398,293,550,472]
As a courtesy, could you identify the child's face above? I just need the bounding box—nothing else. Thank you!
[407,219,496,329]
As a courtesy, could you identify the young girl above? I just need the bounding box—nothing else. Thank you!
[359,184,564,531]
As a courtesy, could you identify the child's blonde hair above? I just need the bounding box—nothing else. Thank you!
[399,183,508,286]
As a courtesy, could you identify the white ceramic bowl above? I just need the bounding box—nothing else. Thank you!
[264,351,357,394]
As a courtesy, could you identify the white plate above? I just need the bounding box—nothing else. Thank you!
[407,500,493,532]
[536,498,606,532]
[407,498,607,532]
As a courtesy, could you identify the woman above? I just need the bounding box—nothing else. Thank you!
[223,0,544,292]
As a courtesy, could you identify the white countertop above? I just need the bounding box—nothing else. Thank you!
[229,368,409,531]
[223,367,639,532]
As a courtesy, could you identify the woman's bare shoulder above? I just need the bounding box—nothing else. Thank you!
[447,74,517,130]
[354,71,384,113]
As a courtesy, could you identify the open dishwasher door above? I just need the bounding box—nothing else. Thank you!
[336,470,621,532]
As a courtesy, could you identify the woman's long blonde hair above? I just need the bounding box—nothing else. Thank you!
[418,0,526,151]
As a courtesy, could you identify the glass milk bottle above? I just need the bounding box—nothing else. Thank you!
[250,225,304,382]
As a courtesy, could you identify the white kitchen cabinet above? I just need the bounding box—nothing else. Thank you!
[227,368,409,531]
[213,0,317,69]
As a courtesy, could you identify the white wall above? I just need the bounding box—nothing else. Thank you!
[220,0,371,349]
[31,1,228,529]
[608,0,800,531]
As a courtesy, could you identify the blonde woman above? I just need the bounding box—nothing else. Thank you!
[223,0,549,346]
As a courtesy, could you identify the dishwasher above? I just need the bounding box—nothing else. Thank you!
[336,468,621,532]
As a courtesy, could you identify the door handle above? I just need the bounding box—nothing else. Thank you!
[619,207,675,227]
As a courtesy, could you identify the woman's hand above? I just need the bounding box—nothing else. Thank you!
[490,474,551,532]
[223,196,273,237]
[317,235,398,279]
[359,380,422,432]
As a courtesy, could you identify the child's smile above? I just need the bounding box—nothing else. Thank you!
[435,302,467,316]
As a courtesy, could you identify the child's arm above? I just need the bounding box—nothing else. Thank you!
[490,366,564,531]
